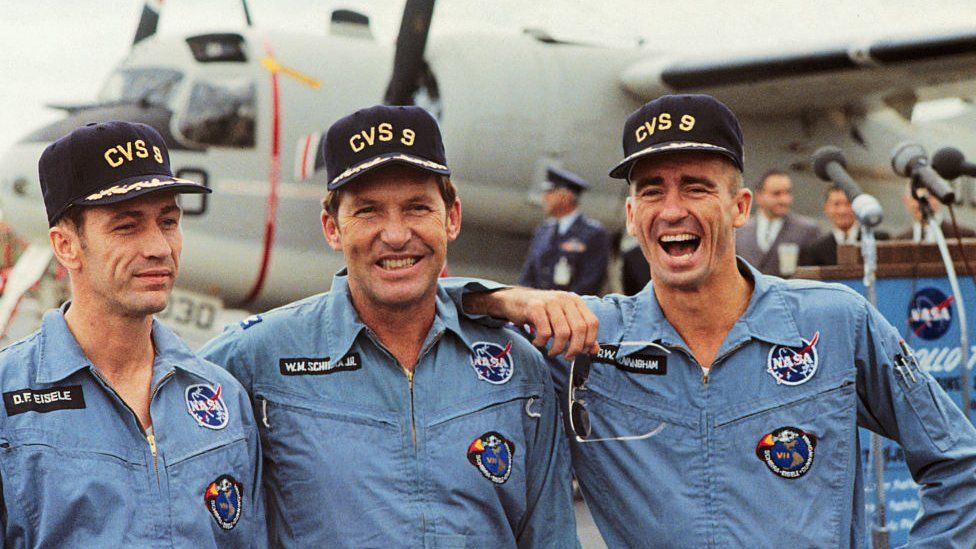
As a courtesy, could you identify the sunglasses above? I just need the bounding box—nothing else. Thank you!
[568,340,670,443]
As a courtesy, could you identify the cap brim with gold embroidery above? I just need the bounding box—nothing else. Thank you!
[323,105,450,191]
[39,121,210,226]
[609,94,744,180]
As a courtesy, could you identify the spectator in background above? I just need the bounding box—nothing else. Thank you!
[519,167,610,295]
[620,244,650,295]
[895,184,976,242]
[736,170,821,276]
[800,184,889,266]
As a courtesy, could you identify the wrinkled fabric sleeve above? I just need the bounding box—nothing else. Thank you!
[516,353,581,548]
[200,334,268,546]
[855,302,976,546]
[439,277,511,328]
[200,330,253,395]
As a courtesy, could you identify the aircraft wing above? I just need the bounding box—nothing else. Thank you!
[621,29,976,116]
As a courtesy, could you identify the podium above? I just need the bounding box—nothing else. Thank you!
[796,239,976,546]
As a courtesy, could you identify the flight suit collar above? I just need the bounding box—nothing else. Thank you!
[36,302,218,385]
[615,258,801,359]
[323,270,479,361]
[323,270,369,363]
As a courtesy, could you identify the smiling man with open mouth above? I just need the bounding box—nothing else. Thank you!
[201,105,579,547]
[459,94,976,547]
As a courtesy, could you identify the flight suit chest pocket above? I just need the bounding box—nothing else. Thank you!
[424,383,544,539]
[0,427,146,542]
[165,429,252,539]
[252,385,403,541]
[710,374,856,546]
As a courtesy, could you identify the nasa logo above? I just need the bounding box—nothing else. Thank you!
[469,341,515,384]
[755,426,817,479]
[467,431,516,484]
[185,384,230,430]
[239,314,262,329]
[766,332,820,386]
[908,288,953,340]
[204,474,244,530]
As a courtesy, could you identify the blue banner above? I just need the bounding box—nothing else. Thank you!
[841,274,975,547]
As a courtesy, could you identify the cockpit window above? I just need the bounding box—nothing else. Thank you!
[99,68,183,106]
[177,78,256,148]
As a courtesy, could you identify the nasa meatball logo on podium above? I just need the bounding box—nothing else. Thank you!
[908,287,953,341]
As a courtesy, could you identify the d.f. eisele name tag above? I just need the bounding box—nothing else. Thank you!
[593,344,668,375]
[4,385,86,416]
[279,353,361,376]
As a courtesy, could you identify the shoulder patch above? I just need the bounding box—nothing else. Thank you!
[239,315,262,330]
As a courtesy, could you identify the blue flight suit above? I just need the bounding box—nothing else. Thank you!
[199,271,578,548]
[550,260,976,547]
[519,213,609,295]
[0,305,265,547]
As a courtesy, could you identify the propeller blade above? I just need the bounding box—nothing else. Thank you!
[383,0,436,106]
[132,0,163,46]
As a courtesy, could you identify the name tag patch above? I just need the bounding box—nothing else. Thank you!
[279,353,361,376]
[4,385,86,416]
[593,344,668,375]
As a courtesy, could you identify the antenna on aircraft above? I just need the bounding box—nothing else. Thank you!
[384,0,436,106]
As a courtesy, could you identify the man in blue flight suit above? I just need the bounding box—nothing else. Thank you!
[200,105,578,547]
[519,167,609,295]
[461,95,976,546]
[0,122,265,546]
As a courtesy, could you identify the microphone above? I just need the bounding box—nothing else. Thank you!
[812,146,883,227]
[891,142,956,204]
[932,146,976,180]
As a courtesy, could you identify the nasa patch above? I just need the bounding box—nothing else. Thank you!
[755,426,817,479]
[766,332,820,386]
[185,384,230,430]
[467,431,516,484]
[204,474,244,530]
[239,315,262,329]
[470,341,515,384]
[908,288,953,340]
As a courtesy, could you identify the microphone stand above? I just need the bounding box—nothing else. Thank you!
[858,216,888,549]
[914,184,972,420]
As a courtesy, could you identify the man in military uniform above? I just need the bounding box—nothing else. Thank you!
[519,167,609,295]
[0,122,265,545]
[461,94,976,546]
[201,105,578,547]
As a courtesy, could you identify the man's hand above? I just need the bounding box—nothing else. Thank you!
[463,288,599,360]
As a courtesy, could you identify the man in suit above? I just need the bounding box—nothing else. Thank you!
[801,184,890,266]
[735,170,821,276]
[895,184,976,241]
[519,167,609,294]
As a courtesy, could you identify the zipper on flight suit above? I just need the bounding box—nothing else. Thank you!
[90,368,174,489]
[145,371,175,487]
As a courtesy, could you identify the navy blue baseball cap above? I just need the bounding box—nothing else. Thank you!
[38,121,210,226]
[541,167,589,194]
[322,105,450,191]
[609,94,744,180]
